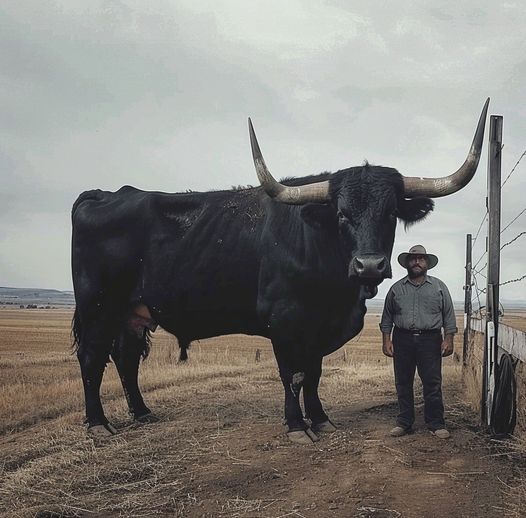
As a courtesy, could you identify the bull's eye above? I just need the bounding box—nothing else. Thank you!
[337,210,349,222]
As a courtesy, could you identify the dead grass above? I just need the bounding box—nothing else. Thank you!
[0,308,525,517]
[503,435,526,517]
[462,318,526,518]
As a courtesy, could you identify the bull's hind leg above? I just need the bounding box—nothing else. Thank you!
[77,326,116,437]
[303,356,337,433]
[111,330,158,423]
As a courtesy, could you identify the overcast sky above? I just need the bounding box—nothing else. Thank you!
[1,0,525,305]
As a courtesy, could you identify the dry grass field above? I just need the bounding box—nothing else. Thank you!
[1,308,525,517]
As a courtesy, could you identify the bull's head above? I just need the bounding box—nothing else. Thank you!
[249,99,489,297]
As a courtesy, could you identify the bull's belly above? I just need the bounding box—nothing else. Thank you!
[154,308,268,341]
[146,292,366,349]
[320,303,367,356]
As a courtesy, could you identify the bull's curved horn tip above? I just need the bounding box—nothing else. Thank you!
[248,118,262,159]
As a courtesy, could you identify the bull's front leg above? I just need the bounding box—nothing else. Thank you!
[303,355,337,433]
[271,341,319,444]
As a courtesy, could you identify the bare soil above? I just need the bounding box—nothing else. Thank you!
[0,309,524,517]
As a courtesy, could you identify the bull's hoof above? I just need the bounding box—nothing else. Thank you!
[311,419,337,433]
[135,412,159,423]
[88,423,117,438]
[287,429,320,444]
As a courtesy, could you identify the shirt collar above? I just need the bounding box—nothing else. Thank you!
[403,274,432,286]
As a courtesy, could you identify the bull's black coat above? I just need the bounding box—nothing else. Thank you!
[72,164,433,434]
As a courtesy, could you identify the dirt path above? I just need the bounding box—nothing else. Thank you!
[0,364,518,518]
[170,393,511,517]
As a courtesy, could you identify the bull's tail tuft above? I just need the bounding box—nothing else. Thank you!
[141,329,152,360]
[71,307,82,352]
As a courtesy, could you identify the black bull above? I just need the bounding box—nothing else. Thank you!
[72,100,489,443]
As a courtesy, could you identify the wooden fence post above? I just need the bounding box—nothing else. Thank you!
[463,233,472,366]
[482,114,503,427]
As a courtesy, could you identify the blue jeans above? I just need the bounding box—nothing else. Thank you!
[392,329,445,431]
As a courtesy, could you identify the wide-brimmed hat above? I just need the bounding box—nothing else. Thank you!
[397,244,438,269]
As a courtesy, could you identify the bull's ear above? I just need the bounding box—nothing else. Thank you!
[398,198,434,228]
[300,204,336,229]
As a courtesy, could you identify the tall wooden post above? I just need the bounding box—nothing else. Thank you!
[482,115,503,426]
[463,233,472,366]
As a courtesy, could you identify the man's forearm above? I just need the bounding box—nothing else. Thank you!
[444,333,454,346]
[382,331,394,357]
[441,332,454,357]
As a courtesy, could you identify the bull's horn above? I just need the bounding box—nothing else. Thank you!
[248,118,330,204]
[403,98,490,198]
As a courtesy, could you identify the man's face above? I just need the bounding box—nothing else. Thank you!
[407,254,428,278]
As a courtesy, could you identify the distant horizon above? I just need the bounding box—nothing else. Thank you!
[2,285,526,306]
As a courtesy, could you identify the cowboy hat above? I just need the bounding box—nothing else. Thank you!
[397,244,438,269]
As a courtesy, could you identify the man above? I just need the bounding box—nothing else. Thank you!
[380,245,457,439]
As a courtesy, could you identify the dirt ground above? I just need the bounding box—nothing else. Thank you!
[1,309,524,517]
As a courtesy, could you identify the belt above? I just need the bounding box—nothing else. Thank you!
[395,327,441,336]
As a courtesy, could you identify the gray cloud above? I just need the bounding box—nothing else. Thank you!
[0,0,525,300]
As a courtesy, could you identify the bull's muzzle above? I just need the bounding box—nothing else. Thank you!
[349,255,389,279]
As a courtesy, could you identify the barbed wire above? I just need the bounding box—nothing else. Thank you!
[470,149,525,250]
[470,230,525,281]
[501,149,526,188]
[471,272,486,307]
[473,266,487,279]
[501,206,526,234]
[470,271,526,296]
[471,211,488,249]
[467,152,526,304]
[500,274,526,287]
[472,250,487,272]
[500,231,526,251]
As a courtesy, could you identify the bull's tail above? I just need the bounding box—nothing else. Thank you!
[71,307,81,352]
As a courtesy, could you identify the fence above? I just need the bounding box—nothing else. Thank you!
[464,317,526,436]
[462,113,526,436]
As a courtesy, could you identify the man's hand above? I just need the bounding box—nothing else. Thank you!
[441,334,454,357]
[382,333,394,357]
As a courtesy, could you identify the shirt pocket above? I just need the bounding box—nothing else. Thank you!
[393,292,412,314]
[421,289,442,316]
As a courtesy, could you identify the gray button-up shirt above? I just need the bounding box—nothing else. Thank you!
[380,275,457,335]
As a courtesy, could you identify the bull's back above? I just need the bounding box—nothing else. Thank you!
[71,186,265,336]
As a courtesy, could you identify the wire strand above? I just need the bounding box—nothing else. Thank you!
[473,266,487,279]
[500,274,526,287]
[501,207,526,234]
[471,273,486,307]
[471,211,488,249]
[472,251,487,271]
[501,149,526,188]
[500,231,526,251]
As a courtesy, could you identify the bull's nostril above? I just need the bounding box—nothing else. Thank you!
[377,259,386,271]
[355,259,364,272]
